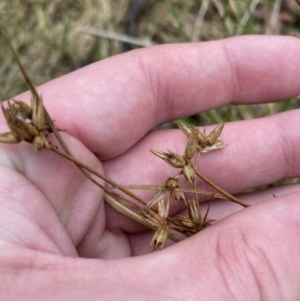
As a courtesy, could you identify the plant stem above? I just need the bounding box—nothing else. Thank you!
[50,146,185,242]
[122,184,227,199]
[194,169,250,208]
[49,146,147,206]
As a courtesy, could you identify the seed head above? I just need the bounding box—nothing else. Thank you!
[207,123,224,146]
[184,127,198,160]
[183,163,195,183]
[150,225,169,251]
[150,150,186,168]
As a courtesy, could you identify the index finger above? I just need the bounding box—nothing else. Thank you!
[11,35,300,159]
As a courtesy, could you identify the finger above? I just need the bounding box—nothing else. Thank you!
[6,193,300,299]
[0,134,104,247]
[0,165,77,256]
[104,109,300,205]
[210,183,300,221]
[10,35,300,159]
[128,183,300,256]
[125,193,300,300]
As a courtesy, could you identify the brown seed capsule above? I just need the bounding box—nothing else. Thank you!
[165,177,179,189]
[33,135,51,151]
[150,226,169,251]
[148,200,170,251]
[177,217,196,229]
[200,140,226,153]
[207,123,224,146]
[10,99,32,120]
[0,96,52,151]
[150,150,186,168]
[165,178,185,201]
[186,198,201,225]
[2,102,39,141]
[171,190,185,202]
[179,124,208,148]
[193,126,208,147]
[168,216,198,236]
[184,127,198,160]
[183,163,195,183]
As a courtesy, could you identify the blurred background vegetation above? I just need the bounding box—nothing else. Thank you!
[0,0,300,126]
[0,0,300,188]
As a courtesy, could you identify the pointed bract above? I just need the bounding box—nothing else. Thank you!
[147,190,168,208]
[183,164,195,183]
[150,226,169,251]
[207,123,224,146]
[184,127,198,160]
[150,149,186,168]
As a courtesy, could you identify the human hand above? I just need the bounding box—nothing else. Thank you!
[1,35,300,300]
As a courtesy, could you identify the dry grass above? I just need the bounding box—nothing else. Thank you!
[1,0,300,120]
[0,0,127,97]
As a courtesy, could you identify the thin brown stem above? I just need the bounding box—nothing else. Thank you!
[122,184,165,190]
[194,169,250,208]
[122,184,226,199]
[194,153,201,206]
[51,142,183,242]
[48,146,147,206]
[203,198,213,222]
[0,28,116,206]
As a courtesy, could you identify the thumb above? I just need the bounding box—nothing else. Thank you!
[193,193,300,300]
[3,193,300,300]
[123,193,300,300]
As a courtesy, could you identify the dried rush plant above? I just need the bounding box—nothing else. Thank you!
[0,28,250,251]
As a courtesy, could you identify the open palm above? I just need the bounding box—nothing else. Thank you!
[1,35,300,300]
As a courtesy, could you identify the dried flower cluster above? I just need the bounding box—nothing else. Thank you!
[0,27,250,251]
[1,94,54,151]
